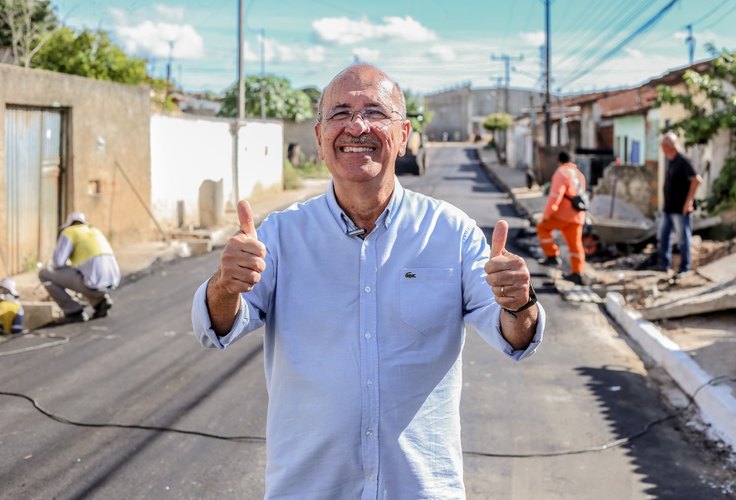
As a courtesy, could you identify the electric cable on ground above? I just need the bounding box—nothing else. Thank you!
[1,376,732,458]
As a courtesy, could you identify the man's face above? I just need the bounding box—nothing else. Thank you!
[660,140,677,159]
[315,67,411,184]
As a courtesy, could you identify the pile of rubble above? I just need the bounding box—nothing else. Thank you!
[589,237,736,320]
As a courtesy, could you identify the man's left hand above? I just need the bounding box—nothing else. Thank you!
[484,220,531,310]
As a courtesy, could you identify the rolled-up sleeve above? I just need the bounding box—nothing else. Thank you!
[461,222,545,361]
[191,280,251,349]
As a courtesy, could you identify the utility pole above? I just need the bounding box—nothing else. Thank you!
[685,24,695,65]
[494,76,503,113]
[544,0,551,147]
[166,40,174,88]
[530,93,538,187]
[260,28,266,120]
[232,0,246,206]
[237,0,246,121]
[491,53,524,114]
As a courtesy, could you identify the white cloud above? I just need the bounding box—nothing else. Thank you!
[115,21,205,59]
[426,44,455,62]
[353,47,380,62]
[519,31,545,46]
[109,7,128,25]
[247,36,326,64]
[312,16,437,45]
[625,47,643,58]
[153,4,185,22]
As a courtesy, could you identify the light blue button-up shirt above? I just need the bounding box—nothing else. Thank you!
[192,179,545,499]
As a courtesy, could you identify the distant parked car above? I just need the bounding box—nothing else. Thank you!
[395,131,427,175]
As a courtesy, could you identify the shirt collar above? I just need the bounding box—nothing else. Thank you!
[326,176,405,236]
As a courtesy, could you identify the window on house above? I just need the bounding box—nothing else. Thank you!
[631,140,641,165]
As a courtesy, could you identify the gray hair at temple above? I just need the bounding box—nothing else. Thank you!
[317,63,407,121]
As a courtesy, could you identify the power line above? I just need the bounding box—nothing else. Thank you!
[690,0,730,27]
[554,0,619,58]
[559,0,679,89]
[556,0,653,70]
[700,1,736,31]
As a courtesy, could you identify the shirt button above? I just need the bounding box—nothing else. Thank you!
[364,286,371,293]
[366,379,373,387]
[365,429,373,437]
[364,332,372,340]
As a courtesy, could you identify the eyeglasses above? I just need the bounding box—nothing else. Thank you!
[318,107,404,126]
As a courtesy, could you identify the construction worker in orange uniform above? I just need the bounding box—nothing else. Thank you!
[536,151,587,285]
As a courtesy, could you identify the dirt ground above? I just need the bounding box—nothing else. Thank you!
[589,237,736,309]
[588,237,736,400]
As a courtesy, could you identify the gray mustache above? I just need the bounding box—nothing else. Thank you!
[339,136,379,147]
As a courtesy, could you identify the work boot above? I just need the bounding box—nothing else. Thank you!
[562,272,586,286]
[93,294,113,319]
[538,255,562,267]
[57,310,89,324]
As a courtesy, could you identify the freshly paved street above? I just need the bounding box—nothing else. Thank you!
[0,145,734,499]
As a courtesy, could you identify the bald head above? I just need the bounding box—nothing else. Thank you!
[660,131,680,159]
[661,131,679,147]
[318,64,406,120]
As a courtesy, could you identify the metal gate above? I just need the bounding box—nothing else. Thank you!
[4,107,64,275]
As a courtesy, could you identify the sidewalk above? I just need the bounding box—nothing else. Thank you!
[476,145,736,451]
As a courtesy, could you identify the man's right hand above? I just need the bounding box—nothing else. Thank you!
[206,200,267,334]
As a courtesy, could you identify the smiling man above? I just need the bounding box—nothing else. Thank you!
[191,64,545,499]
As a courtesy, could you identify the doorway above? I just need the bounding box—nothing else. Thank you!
[4,106,66,275]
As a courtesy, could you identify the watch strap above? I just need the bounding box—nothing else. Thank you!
[502,282,537,319]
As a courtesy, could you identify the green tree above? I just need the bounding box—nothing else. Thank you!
[32,26,147,84]
[655,45,736,211]
[300,85,321,106]
[482,113,513,132]
[404,90,433,134]
[218,75,314,122]
[0,0,58,66]
[483,113,513,163]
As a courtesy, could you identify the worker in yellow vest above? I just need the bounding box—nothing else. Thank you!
[0,277,24,334]
[39,212,121,323]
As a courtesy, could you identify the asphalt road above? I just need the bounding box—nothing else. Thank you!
[0,145,733,499]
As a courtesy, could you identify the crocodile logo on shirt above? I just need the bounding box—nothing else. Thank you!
[405,272,416,279]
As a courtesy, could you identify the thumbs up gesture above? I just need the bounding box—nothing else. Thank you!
[215,200,267,295]
[484,220,531,312]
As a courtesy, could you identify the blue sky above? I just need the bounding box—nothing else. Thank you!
[52,0,736,95]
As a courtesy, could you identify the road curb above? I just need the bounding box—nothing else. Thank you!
[476,152,533,222]
[605,292,736,449]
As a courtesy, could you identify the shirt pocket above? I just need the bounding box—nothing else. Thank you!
[399,267,457,336]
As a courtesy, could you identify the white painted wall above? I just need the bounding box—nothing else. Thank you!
[150,114,283,229]
[237,120,284,202]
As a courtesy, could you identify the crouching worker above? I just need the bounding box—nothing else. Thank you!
[0,278,24,334]
[39,212,121,323]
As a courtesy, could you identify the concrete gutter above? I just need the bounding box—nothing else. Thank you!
[606,292,736,449]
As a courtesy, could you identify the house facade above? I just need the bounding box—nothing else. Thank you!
[1,64,286,278]
[509,58,730,215]
[0,64,153,276]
